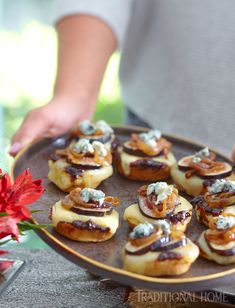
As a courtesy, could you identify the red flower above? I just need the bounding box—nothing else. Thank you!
[0,260,14,273]
[0,250,7,256]
[0,169,44,221]
[0,216,19,241]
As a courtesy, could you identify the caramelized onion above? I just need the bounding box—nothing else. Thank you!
[205,225,235,245]
[130,230,163,247]
[204,191,235,208]
[185,158,227,179]
[128,134,171,157]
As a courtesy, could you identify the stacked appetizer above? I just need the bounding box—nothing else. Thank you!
[122,221,199,276]
[192,179,235,227]
[115,129,176,181]
[70,120,115,150]
[124,182,192,232]
[198,215,235,265]
[171,147,233,196]
[48,137,113,192]
[51,187,119,242]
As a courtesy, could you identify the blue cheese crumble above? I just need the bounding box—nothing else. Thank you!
[216,216,235,230]
[79,120,95,135]
[92,141,107,157]
[79,120,113,135]
[208,179,235,194]
[73,139,107,156]
[80,188,105,205]
[129,222,154,239]
[96,120,113,134]
[73,139,94,154]
[153,220,171,235]
[192,147,210,163]
[139,129,162,148]
[147,182,173,205]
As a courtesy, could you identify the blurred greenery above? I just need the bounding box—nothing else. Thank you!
[1,21,123,249]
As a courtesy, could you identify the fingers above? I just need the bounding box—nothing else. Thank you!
[9,108,52,156]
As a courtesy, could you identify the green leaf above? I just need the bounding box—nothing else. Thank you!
[30,210,43,214]
[17,221,52,232]
[0,212,8,217]
[0,239,11,246]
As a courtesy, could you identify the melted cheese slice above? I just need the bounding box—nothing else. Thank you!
[198,231,235,264]
[123,238,199,275]
[171,165,203,196]
[48,159,113,191]
[119,149,176,176]
[123,196,192,231]
[52,201,119,234]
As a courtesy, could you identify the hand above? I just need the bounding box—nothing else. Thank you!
[9,97,93,156]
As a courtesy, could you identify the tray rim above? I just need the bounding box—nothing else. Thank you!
[11,124,235,286]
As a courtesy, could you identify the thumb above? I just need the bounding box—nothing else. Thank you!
[9,108,51,156]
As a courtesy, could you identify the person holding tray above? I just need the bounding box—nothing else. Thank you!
[9,0,235,160]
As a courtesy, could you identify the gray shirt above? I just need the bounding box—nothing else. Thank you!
[57,0,235,154]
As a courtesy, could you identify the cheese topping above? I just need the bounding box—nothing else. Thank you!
[73,139,107,157]
[216,216,235,230]
[129,222,154,239]
[153,220,171,235]
[96,120,113,134]
[80,188,105,205]
[79,120,95,135]
[208,179,235,194]
[79,120,113,135]
[139,129,162,148]
[92,141,107,157]
[192,147,210,163]
[73,138,94,154]
[147,182,173,205]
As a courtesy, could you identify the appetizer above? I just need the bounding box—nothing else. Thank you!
[198,215,235,264]
[70,120,115,150]
[171,147,233,196]
[124,182,192,232]
[51,187,119,242]
[114,129,176,181]
[48,138,113,192]
[192,179,235,227]
[122,221,199,276]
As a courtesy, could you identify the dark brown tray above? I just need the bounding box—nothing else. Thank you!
[12,125,235,291]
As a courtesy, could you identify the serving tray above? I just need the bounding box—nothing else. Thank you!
[12,125,235,291]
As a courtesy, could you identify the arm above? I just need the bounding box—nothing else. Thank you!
[10,14,117,155]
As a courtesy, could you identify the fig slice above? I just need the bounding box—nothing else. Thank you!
[178,155,194,171]
[125,236,186,255]
[71,206,113,217]
[198,162,232,179]
[137,193,175,219]
[178,152,216,171]
[122,141,163,157]
[125,235,169,255]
